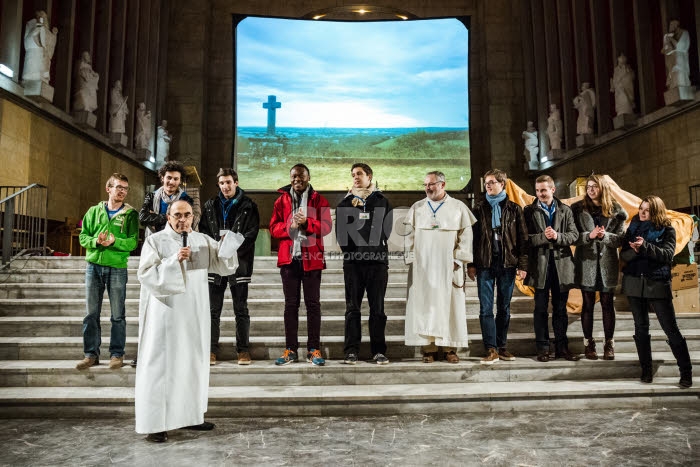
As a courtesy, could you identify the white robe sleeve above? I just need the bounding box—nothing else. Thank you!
[137,235,186,298]
[206,233,240,276]
[453,206,477,263]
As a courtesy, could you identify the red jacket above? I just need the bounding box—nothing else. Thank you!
[270,185,333,270]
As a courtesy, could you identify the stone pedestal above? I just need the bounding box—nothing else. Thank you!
[547,149,563,160]
[134,148,152,161]
[524,161,540,171]
[613,114,637,130]
[72,111,97,129]
[23,80,54,103]
[664,86,696,106]
[576,134,595,148]
[109,133,128,147]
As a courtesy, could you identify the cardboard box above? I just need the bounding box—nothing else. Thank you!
[673,287,699,313]
[671,264,699,291]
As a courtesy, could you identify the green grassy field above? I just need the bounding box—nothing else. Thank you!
[237,129,471,191]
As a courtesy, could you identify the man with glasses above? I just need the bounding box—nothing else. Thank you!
[404,171,476,363]
[76,173,139,370]
[467,169,528,365]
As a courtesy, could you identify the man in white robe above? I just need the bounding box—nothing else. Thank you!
[135,200,241,442]
[404,171,476,363]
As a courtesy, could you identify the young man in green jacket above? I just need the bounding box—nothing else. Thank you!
[76,173,139,370]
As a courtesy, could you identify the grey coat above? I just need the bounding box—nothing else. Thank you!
[571,200,628,289]
[523,198,579,290]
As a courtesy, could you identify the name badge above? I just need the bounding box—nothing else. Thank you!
[430,220,440,229]
[219,229,229,237]
[359,212,370,220]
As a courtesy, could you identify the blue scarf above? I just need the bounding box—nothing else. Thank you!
[539,200,556,227]
[218,190,239,227]
[627,217,665,243]
[486,191,507,228]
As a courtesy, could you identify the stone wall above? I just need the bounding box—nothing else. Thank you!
[546,106,700,210]
[0,97,148,221]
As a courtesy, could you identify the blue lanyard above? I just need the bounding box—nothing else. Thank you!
[221,199,236,226]
[427,201,445,217]
[352,196,367,211]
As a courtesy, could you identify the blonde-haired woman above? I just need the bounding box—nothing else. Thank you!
[572,175,628,360]
[621,196,692,388]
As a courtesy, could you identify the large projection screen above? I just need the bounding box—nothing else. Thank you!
[234,17,470,191]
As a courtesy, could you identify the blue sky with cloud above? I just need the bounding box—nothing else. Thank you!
[236,17,469,128]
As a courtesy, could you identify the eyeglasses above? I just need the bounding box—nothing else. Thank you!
[586,184,599,190]
[422,181,444,189]
[484,181,501,187]
[170,212,193,219]
[111,185,129,192]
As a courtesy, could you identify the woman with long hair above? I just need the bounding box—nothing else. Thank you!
[572,175,628,360]
[621,196,692,388]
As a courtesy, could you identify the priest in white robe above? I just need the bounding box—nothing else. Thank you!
[135,200,241,442]
[404,171,476,364]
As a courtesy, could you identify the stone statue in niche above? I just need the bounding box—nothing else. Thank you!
[135,103,152,150]
[22,11,58,83]
[522,121,539,170]
[573,82,596,135]
[546,104,562,155]
[156,120,172,163]
[72,52,99,113]
[109,80,129,134]
[610,53,635,116]
[661,19,691,90]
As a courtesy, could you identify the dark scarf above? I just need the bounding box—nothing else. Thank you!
[627,218,665,243]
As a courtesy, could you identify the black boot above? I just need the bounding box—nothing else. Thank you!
[668,337,693,389]
[633,334,653,383]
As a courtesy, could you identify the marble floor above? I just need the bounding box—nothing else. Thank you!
[2,408,699,466]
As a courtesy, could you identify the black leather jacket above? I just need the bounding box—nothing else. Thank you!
[469,196,528,270]
[199,188,260,282]
[139,191,194,233]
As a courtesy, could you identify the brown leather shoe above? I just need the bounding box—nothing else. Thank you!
[422,352,436,363]
[556,347,580,361]
[210,352,217,366]
[603,339,615,360]
[498,348,516,361]
[584,338,598,360]
[108,356,124,370]
[480,348,500,365]
[76,356,98,370]
[444,351,459,364]
[536,350,550,362]
[237,351,252,365]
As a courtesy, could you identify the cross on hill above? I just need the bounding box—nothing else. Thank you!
[263,95,282,135]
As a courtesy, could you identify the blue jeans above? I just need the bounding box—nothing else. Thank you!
[83,263,128,358]
[477,265,516,350]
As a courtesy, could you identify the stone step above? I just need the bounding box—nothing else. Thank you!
[0,282,412,300]
[1,377,698,418]
[1,352,697,388]
[0,268,416,284]
[0,296,544,317]
[1,313,699,338]
[2,330,699,361]
[9,256,408,270]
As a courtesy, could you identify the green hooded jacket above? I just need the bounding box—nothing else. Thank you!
[79,202,139,268]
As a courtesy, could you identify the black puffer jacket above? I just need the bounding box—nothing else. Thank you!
[335,190,393,264]
[199,187,260,282]
[469,196,528,270]
[620,217,675,299]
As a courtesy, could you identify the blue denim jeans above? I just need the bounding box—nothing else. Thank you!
[476,265,516,350]
[83,263,128,358]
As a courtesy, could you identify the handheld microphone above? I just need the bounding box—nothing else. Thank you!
[181,231,188,248]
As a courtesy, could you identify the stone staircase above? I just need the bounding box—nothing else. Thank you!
[0,256,698,418]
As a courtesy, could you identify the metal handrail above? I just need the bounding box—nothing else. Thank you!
[0,184,48,265]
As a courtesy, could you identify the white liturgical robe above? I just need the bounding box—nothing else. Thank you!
[135,225,240,434]
[404,195,476,347]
